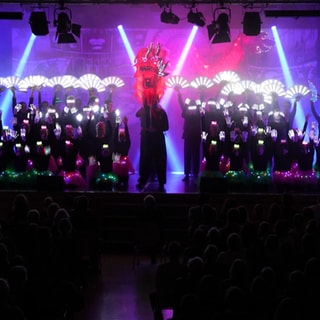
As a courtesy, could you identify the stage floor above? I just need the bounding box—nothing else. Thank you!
[122,172,199,194]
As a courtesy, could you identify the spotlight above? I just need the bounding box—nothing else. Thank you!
[207,8,231,44]
[29,11,49,36]
[243,12,261,36]
[187,8,205,27]
[161,7,180,24]
[54,7,81,44]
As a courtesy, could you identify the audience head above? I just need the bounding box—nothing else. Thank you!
[166,241,182,262]
[11,193,29,220]
[143,194,156,208]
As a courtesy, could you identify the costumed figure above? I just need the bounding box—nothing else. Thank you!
[224,125,249,190]
[285,114,309,191]
[79,95,103,181]
[203,98,226,135]
[9,119,35,188]
[60,95,83,129]
[103,97,117,151]
[202,121,226,174]
[176,94,203,182]
[134,42,170,192]
[112,116,134,188]
[94,120,117,190]
[249,126,272,191]
[30,124,57,176]
[56,124,85,189]
[10,87,34,132]
[0,113,16,187]
[272,138,293,192]
[309,97,320,188]
[267,95,287,141]
[293,125,317,192]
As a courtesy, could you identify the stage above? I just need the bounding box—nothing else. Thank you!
[1,171,319,253]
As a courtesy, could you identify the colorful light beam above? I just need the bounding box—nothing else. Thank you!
[161,26,199,173]
[117,25,135,69]
[2,33,36,127]
[271,25,304,130]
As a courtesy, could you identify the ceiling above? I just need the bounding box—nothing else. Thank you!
[2,0,320,3]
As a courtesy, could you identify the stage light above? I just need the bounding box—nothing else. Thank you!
[187,8,205,27]
[29,11,49,36]
[242,12,261,36]
[54,7,81,44]
[208,8,231,44]
[161,7,180,24]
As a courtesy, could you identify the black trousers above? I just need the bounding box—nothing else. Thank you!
[139,131,167,185]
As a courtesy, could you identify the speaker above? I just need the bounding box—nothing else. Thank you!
[243,12,261,36]
[37,176,65,191]
[29,12,49,36]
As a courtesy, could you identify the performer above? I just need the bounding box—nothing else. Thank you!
[112,116,134,188]
[59,95,82,129]
[30,124,57,174]
[56,124,85,189]
[202,121,225,172]
[10,87,35,133]
[176,90,202,182]
[203,98,226,133]
[134,42,170,192]
[136,98,169,192]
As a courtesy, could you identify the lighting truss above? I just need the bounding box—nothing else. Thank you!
[265,10,320,18]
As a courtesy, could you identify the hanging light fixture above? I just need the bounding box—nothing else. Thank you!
[207,7,231,44]
[54,6,81,44]
[187,7,206,27]
[160,6,180,24]
[29,10,49,36]
[242,12,262,36]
